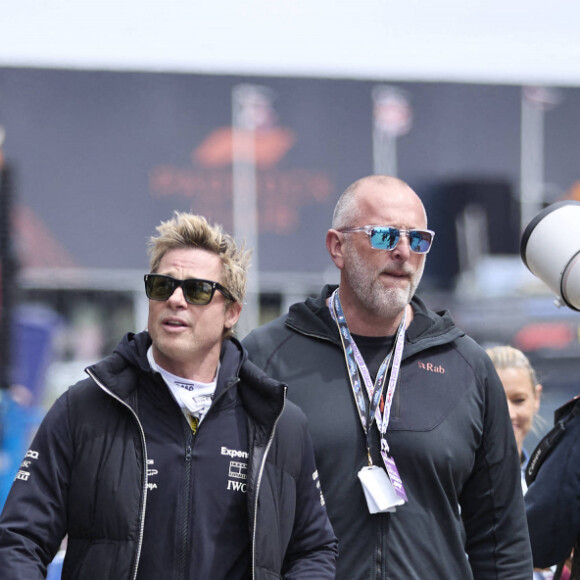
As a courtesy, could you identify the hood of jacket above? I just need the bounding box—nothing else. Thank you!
[86,330,286,426]
[285,284,464,359]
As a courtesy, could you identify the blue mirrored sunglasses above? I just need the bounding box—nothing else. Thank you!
[339,225,435,254]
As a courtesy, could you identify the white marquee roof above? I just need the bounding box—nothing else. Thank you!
[2,0,579,86]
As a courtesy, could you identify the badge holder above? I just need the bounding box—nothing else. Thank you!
[358,465,405,514]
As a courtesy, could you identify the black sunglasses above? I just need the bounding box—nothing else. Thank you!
[144,274,235,306]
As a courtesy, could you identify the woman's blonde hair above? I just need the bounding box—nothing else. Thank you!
[486,345,545,433]
[486,345,539,390]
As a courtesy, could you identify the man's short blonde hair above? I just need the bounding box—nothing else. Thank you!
[148,212,251,321]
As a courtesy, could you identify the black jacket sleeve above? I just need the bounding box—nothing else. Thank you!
[0,394,72,579]
[280,412,338,578]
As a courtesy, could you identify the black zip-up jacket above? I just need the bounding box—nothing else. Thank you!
[243,285,533,579]
[525,396,580,571]
[0,332,337,579]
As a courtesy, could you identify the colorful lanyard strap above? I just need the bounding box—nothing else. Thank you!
[329,288,406,462]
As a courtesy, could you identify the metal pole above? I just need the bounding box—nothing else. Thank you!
[519,86,561,232]
[373,130,397,176]
[520,88,545,233]
[232,84,269,338]
[372,85,412,177]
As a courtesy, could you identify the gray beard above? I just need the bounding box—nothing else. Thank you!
[350,273,411,319]
[344,255,423,320]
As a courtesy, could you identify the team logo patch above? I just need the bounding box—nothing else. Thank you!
[222,446,249,493]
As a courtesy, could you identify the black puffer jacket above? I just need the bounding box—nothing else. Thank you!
[0,332,337,579]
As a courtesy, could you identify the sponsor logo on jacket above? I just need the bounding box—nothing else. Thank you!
[417,361,445,374]
[147,458,159,491]
[15,449,39,482]
[223,447,248,493]
[313,470,326,506]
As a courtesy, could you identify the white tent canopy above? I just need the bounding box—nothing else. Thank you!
[2,0,580,86]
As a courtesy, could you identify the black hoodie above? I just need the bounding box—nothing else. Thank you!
[243,285,533,579]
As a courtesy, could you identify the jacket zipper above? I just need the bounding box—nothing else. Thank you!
[176,427,193,579]
[250,386,287,580]
[86,369,148,580]
[174,377,240,578]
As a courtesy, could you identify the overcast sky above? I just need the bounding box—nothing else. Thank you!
[2,0,579,85]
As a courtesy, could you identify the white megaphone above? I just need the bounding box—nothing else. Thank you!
[520,200,580,311]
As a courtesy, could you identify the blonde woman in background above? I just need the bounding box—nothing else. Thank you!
[487,346,562,580]
[486,345,543,493]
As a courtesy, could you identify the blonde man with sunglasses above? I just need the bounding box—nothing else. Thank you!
[244,175,533,579]
[0,212,337,580]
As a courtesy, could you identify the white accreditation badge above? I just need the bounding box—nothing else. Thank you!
[357,465,406,514]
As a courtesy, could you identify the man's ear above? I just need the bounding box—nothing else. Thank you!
[224,300,242,331]
[326,229,345,269]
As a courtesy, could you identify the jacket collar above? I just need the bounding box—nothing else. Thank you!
[286,284,464,358]
[86,331,286,425]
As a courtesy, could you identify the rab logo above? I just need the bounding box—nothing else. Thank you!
[418,361,445,374]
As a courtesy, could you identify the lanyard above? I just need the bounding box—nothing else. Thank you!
[329,289,406,461]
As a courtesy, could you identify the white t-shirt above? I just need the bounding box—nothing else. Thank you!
[147,346,217,425]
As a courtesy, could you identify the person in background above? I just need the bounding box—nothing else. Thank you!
[486,345,558,580]
[0,212,337,580]
[486,345,543,492]
[243,174,533,579]
[526,388,580,578]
